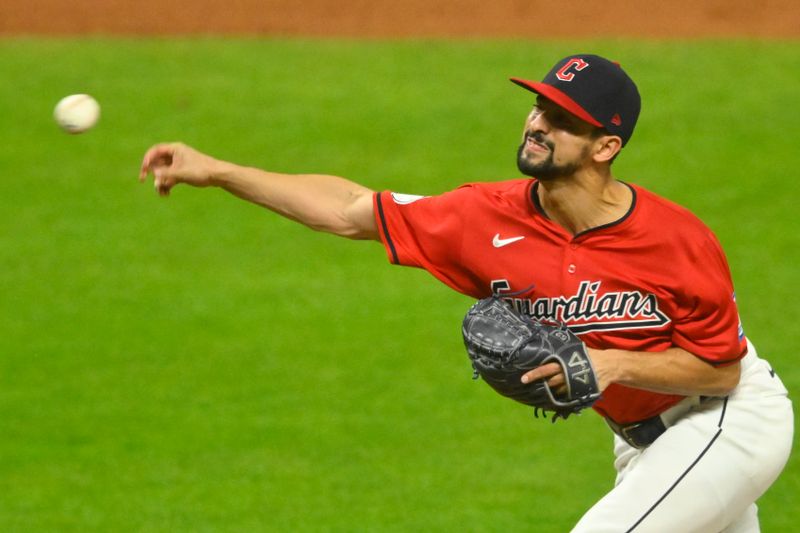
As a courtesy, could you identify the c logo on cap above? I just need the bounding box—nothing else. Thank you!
[556,58,590,82]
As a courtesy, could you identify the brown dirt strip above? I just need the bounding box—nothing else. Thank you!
[2,0,799,38]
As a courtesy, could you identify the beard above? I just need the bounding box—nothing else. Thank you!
[516,134,583,180]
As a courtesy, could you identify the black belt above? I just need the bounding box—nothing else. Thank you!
[605,414,668,449]
[606,396,719,449]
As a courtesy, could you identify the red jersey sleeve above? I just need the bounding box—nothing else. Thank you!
[670,227,747,365]
[373,187,488,298]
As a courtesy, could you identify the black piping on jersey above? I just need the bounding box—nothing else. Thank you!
[568,317,669,335]
[625,397,730,532]
[530,181,638,239]
[375,193,399,264]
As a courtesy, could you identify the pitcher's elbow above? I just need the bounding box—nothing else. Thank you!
[714,361,742,395]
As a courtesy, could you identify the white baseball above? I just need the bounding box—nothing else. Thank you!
[54,94,101,134]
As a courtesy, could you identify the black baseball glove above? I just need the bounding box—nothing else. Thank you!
[462,297,601,420]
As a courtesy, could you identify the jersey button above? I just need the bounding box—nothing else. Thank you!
[570,243,579,250]
[568,264,577,274]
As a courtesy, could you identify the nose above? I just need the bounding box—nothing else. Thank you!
[527,109,550,134]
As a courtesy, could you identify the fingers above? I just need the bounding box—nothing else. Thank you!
[139,142,179,182]
[548,374,567,391]
[521,363,568,399]
[521,361,565,390]
[138,141,213,196]
[153,168,174,197]
[156,183,171,197]
[153,168,170,196]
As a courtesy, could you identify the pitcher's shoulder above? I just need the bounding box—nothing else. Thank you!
[629,183,714,234]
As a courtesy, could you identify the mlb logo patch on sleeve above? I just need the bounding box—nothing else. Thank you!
[391,193,426,205]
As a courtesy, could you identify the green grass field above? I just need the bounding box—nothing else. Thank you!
[1,38,798,532]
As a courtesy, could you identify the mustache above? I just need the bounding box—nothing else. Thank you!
[526,131,555,151]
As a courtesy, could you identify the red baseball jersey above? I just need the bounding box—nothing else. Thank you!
[373,179,747,424]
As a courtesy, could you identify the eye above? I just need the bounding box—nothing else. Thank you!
[550,112,584,133]
[549,113,569,128]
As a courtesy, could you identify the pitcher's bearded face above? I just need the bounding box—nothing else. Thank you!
[516,99,601,180]
[517,132,585,179]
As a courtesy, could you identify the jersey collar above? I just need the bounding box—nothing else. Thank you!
[529,180,637,239]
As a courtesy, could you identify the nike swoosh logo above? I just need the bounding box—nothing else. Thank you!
[492,234,525,248]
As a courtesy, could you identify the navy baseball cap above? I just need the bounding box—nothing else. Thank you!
[511,54,641,146]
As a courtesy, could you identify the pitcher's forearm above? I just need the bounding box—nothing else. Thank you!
[210,161,379,239]
[592,347,741,397]
[523,346,741,398]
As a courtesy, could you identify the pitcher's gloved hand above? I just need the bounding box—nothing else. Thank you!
[462,297,601,420]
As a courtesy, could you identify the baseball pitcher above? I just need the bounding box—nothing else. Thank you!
[139,54,793,532]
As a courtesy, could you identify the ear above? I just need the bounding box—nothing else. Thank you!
[592,135,623,163]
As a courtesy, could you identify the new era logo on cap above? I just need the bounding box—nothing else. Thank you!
[511,54,641,146]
